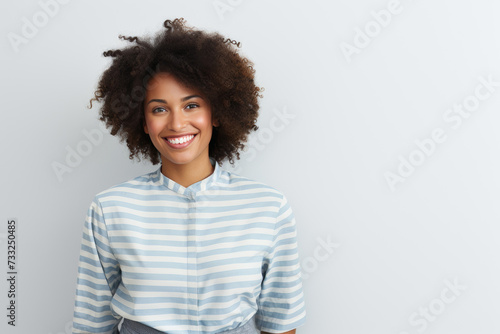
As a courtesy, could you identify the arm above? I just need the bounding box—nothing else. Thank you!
[72,196,122,334]
[255,194,306,334]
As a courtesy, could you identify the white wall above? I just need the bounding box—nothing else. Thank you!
[1,0,500,333]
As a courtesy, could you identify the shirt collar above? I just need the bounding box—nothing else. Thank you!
[155,156,221,198]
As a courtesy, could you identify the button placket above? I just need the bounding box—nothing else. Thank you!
[186,190,200,333]
[155,162,219,333]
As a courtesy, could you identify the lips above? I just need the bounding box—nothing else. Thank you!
[163,134,197,148]
[164,133,197,139]
[164,134,195,144]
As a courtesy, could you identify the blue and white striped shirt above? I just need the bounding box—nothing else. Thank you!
[72,157,306,334]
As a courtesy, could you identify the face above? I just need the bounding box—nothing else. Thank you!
[143,72,218,167]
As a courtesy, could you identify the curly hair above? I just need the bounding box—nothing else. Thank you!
[88,18,264,167]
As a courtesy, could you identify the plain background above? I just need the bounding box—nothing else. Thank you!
[2,0,500,333]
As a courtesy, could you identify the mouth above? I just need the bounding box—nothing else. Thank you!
[163,134,197,148]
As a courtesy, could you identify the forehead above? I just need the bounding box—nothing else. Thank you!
[145,72,199,95]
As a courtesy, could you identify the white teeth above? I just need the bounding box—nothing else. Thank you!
[166,134,194,144]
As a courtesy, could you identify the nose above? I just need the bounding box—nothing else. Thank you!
[168,108,188,131]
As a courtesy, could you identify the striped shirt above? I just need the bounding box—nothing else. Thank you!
[72,157,306,334]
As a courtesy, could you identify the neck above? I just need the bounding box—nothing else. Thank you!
[160,155,215,188]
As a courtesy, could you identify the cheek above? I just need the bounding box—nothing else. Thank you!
[191,112,213,130]
[145,118,164,135]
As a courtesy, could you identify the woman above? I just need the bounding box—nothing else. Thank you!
[72,18,306,334]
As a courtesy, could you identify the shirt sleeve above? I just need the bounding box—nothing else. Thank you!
[256,194,307,333]
[72,196,122,334]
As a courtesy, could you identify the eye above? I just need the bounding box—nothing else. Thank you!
[185,103,199,110]
[152,107,166,114]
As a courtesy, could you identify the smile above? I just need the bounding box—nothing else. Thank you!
[163,134,197,148]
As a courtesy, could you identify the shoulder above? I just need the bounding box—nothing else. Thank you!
[217,167,287,205]
[93,168,159,202]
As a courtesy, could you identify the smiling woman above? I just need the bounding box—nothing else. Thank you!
[71,18,306,334]
[87,17,263,170]
[142,72,219,188]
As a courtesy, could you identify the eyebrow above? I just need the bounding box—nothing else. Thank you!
[146,95,202,105]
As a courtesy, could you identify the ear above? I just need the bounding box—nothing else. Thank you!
[212,119,219,127]
[143,121,149,134]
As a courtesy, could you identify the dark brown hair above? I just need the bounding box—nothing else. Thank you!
[88,18,264,166]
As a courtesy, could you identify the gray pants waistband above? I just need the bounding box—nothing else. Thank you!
[120,313,259,334]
